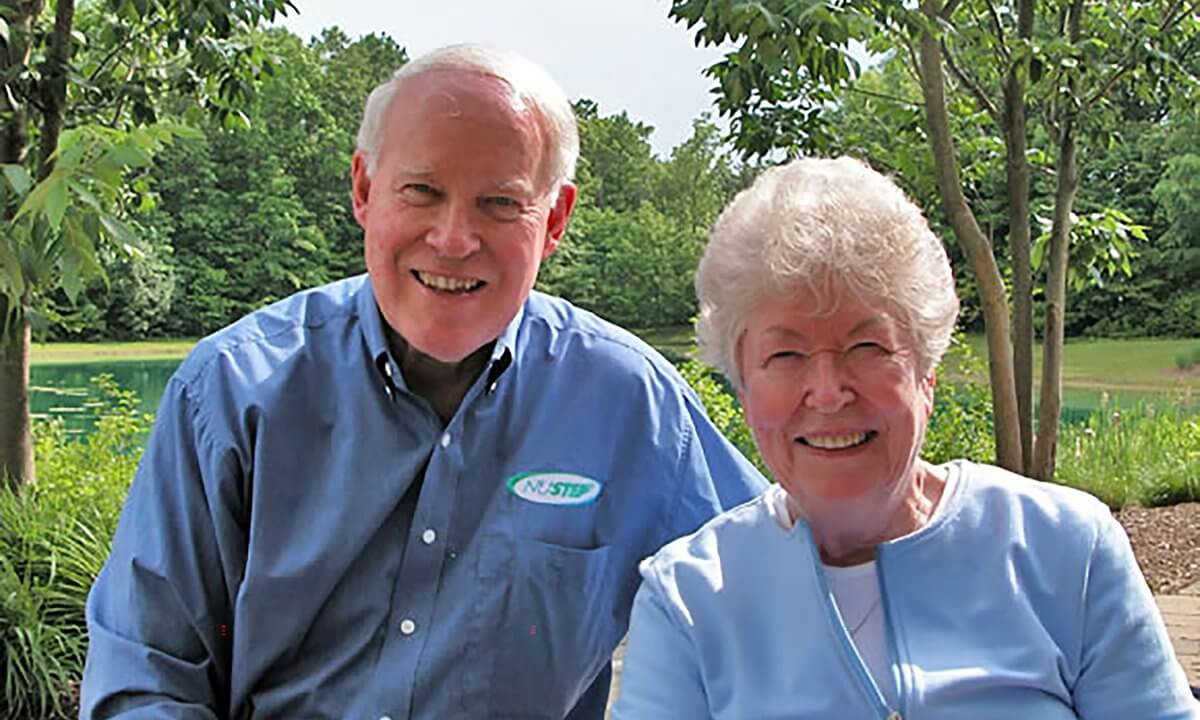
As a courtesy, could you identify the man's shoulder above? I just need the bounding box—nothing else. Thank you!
[522,291,682,378]
[174,276,367,387]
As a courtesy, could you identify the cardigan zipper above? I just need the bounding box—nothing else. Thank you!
[804,530,902,719]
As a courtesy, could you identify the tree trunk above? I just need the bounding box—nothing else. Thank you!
[0,307,34,491]
[1005,0,1037,476]
[37,0,76,180]
[917,2,1023,473]
[1032,0,1084,482]
[1,1,41,489]
[1,1,42,166]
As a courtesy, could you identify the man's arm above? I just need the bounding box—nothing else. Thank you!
[81,377,241,719]
[664,389,767,543]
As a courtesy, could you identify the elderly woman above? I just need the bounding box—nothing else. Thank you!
[611,157,1195,719]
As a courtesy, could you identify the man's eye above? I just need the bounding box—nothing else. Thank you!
[401,184,440,202]
[481,196,523,220]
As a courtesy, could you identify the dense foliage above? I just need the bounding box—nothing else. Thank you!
[0,378,147,719]
[23,22,1192,346]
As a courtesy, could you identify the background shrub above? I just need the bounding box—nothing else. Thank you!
[0,377,147,720]
[1055,399,1200,508]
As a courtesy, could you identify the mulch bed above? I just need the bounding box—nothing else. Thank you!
[1116,502,1200,594]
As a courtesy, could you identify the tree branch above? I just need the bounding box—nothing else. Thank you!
[1084,0,1200,109]
[983,0,1011,63]
[942,39,1003,127]
[847,85,923,108]
[940,0,965,19]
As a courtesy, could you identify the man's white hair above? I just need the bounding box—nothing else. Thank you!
[355,43,579,193]
[695,156,960,387]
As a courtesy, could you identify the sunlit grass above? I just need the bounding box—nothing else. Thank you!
[30,340,196,366]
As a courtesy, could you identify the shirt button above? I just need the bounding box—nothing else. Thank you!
[440,432,451,448]
[422,528,437,545]
[380,716,393,720]
[400,618,416,636]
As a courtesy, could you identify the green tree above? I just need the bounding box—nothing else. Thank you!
[669,0,1199,479]
[1,0,293,489]
[574,98,663,212]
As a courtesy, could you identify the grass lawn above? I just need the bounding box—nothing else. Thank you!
[30,339,197,365]
[960,335,1200,394]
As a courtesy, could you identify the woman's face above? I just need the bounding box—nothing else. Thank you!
[737,287,935,513]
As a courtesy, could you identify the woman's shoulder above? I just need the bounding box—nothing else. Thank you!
[947,459,1116,543]
[640,489,784,592]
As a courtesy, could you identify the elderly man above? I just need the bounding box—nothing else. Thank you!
[81,44,765,719]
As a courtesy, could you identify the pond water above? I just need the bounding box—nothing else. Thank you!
[30,359,181,436]
[29,358,1198,439]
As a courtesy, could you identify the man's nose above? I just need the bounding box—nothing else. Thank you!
[803,351,856,412]
[426,201,481,259]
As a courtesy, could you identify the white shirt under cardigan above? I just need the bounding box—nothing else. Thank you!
[612,460,1196,720]
[765,472,960,710]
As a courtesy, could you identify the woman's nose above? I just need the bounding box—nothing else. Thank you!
[802,351,856,412]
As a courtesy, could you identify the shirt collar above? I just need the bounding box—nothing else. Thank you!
[357,274,523,388]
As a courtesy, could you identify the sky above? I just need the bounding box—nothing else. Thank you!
[275,0,731,156]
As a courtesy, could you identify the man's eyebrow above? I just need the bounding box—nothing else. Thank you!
[392,167,434,180]
[490,179,536,196]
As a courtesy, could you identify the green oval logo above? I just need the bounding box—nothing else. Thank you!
[506,472,603,506]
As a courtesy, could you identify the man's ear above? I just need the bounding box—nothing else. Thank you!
[541,182,577,260]
[922,368,937,417]
[350,151,372,229]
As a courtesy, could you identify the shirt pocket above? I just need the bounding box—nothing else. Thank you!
[475,535,620,719]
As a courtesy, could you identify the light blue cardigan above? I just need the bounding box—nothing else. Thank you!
[612,461,1196,719]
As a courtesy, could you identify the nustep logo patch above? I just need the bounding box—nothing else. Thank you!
[506,472,603,506]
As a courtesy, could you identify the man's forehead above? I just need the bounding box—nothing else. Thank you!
[397,68,531,119]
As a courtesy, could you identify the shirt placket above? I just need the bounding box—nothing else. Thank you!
[371,421,465,719]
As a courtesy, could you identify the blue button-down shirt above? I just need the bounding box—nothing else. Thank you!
[82,275,766,719]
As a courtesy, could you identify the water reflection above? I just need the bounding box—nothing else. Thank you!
[30,359,181,436]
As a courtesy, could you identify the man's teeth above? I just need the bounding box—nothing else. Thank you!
[417,272,483,292]
[804,432,869,450]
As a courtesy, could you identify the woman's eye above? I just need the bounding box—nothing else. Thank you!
[765,351,805,365]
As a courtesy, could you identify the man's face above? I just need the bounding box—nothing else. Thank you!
[352,69,576,363]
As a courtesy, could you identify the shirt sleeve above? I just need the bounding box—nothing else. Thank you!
[1072,513,1198,719]
[663,391,768,542]
[81,376,242,719]
[609,575,710,719]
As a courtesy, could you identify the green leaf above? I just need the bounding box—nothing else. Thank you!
[64,216,104,278]
[45,177,68,230]
[98,214,140,254]
[0,240,26,298]
[2,164,32,195]
[0,17,8,44]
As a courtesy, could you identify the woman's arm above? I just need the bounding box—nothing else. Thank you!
[610,578,712,719]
